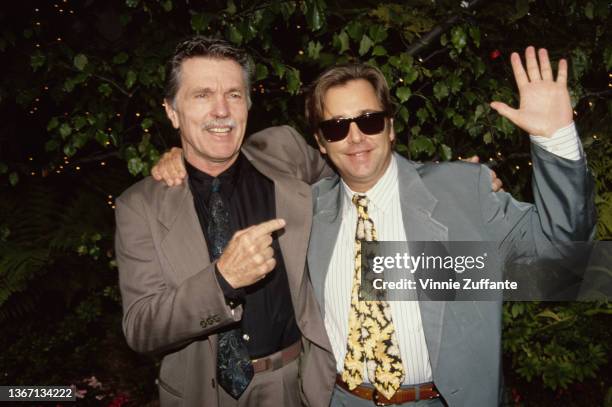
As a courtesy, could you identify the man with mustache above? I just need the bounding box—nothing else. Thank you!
[115,36,334,406]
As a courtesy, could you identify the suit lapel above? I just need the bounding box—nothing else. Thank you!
[157,181,219,354]
[396,154,448,374]
[307,176,343,322]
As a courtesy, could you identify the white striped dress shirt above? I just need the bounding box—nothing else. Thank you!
[323,124,582,384]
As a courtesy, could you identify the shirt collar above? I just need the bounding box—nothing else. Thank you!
[341,154,398,213]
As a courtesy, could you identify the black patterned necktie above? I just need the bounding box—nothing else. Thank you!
[209,178,254,398]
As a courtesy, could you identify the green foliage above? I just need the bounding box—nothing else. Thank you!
[0,0,610,401]
[503,302,611,389]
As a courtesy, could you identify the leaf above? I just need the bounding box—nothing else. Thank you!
[440,144,452,161]
[47,117,59,131]
[468,26,480,47]
[255,64,268,81]
[307,41,323,60]
[450,26,467,52]
[98,83,112,97]
[73,54,88,71]
[584,2,594,19]
[474,104,485,121]
[73,116,87,131]
[306,1,322,31]
[536,309,562,321]
[271,61,285,79]
[337,31,349,53]
[8,172,18,186]
[404,69,418,84]
[112,52,129,65]
[191,13,211,33]
[452,114,465,127]
[346,21,364,41]
[30,52,45,71]
[372,45,387,56]
[416,108,428,124]
[286,68,300,94]
[433,82,449,101]
[603,46,612,71]
[141,118,153,130]
[359,35,374,56]
[483,131,493,144]
[228,25,243,45]
[125,0,139,7]
[63,144,76,157]
[368,25,388,43]
[127,157,144,176]
[59,123,72,139]
[226,0,237,15]
[162,0,172,12]
[396,86,411,103]
[410,136,435,157]
[125,70,137,89]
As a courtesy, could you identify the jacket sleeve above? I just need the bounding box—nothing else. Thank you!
[115,192,243,355]
[479,142,596,261]
[247,125,335,184]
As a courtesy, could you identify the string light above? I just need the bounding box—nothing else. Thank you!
[135,113,140,117]
[399,78,404,82]
[298,50,304,55]
[28,157,33,161]
[515,165,520,170]
[31,172,36,176]
[75,166,80,170]
[108,195,113,199]
[101,161,106,166]
[44,86,49,90]
[57,37,62,42]
[35,22,41,26]
[593,135,598,139]
[528,162,532,166]
[296,25,301,29]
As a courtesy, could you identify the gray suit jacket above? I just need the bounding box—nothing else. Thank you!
[115,126,333,406]
[305,144,595,406]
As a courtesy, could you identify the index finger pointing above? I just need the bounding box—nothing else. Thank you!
[250,218,286,238]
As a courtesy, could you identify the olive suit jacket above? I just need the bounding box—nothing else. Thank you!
[304,144,596,407]
[115,126,334,406]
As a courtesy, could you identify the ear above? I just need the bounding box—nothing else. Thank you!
[314,133,327,155]
[388,118,396,142]
[164,98,180,129]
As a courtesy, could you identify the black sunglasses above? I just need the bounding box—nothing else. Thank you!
[318,111,387,142]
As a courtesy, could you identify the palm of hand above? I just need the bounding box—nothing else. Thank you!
[491,47,574,137]
[515,80,573,137]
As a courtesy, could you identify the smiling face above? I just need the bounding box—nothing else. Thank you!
[316,79,395,192]
[164,57,248,176]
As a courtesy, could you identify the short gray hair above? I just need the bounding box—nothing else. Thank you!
[165,36,254,108]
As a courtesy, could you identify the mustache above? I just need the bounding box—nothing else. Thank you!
[202,119,236,130]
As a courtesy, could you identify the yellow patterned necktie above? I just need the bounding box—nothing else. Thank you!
[342,194,405,400]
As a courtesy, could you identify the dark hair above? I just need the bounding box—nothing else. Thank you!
[165,36,254,108]
[304,63,394,136]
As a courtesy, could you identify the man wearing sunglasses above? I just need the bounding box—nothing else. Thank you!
[301,48,594,406]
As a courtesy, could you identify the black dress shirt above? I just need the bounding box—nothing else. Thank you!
[186,154,300,358]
